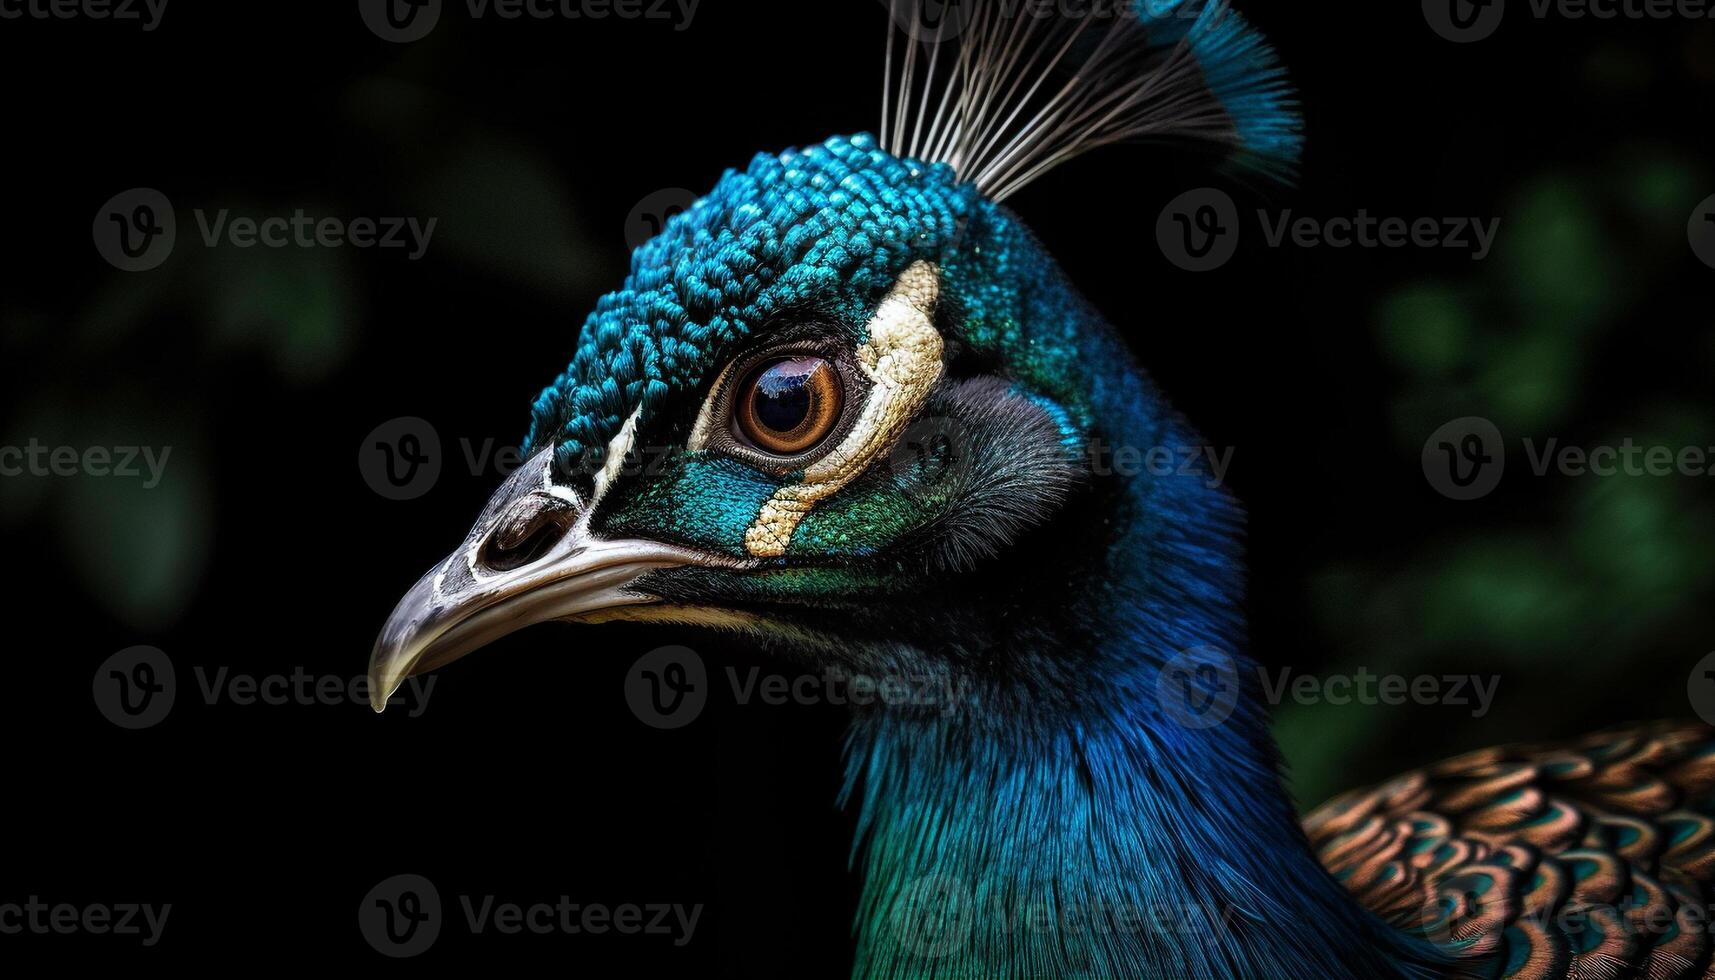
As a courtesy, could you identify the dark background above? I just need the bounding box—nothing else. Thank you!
[3,0,1713,971]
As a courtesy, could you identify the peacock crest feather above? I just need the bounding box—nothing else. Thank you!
[881,0,1301,198]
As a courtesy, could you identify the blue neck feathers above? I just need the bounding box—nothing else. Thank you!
[842,676,1439,978]
[838,276,1438,978]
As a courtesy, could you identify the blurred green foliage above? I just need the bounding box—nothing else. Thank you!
[0,73,600,632]
[1282,144,1715,808]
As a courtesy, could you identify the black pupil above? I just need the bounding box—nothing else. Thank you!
[752,359,819,433]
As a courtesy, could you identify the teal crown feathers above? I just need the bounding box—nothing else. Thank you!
[525,0,1300,472]
[523,137,973,474]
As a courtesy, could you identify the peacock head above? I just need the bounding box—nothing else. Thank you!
[369,0,1299,715]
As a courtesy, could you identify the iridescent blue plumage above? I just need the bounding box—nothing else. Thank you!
[370,5,1715,975]
[507,5,1417,976]
[523,138,973,477]
[510,119,1438,972]
[386,3,1455,977]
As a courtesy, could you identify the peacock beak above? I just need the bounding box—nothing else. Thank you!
[366,447,721,712]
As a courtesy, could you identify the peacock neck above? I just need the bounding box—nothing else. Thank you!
[838,446,1436,978]
[843,700,1447,974]
[840,646,1436,979]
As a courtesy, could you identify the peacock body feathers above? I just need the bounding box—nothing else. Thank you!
[1312,722,1715,980]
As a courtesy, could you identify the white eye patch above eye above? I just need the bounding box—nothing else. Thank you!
[741,260,945,558]
[686,362,734,454]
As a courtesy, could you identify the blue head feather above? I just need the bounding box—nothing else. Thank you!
[523,136,973,477]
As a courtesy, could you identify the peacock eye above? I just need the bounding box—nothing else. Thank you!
[734,356,844,456]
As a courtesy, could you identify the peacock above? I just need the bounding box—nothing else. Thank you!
[367,2,1715,976]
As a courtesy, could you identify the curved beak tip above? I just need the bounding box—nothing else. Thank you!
[367,637,415,715]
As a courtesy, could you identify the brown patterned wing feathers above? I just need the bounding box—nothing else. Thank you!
[1305,722,1715,980]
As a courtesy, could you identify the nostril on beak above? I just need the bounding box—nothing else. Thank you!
[479,493,579,572]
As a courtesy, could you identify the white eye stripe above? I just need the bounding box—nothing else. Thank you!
[685,360,733,453]
[592,405,643,508]
[743,261,945,558]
